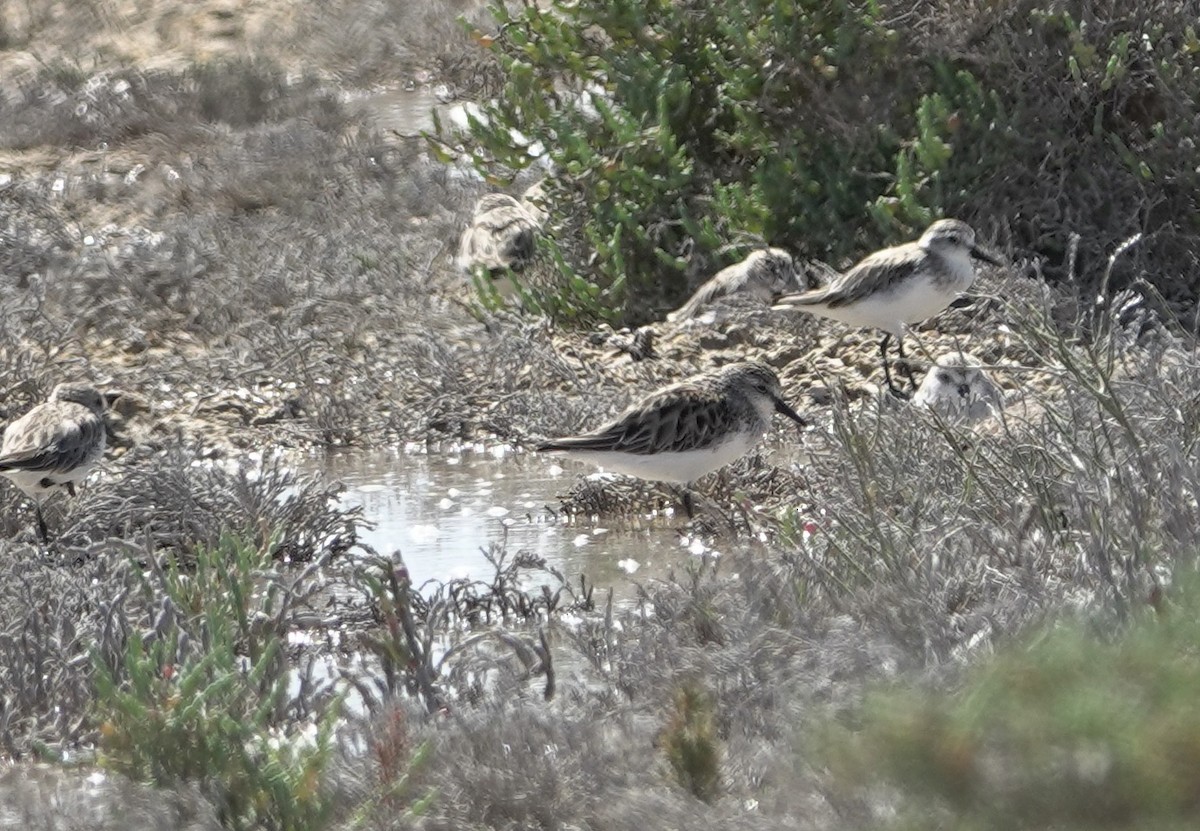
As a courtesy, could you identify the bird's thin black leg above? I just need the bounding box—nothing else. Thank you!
[667,485,696,519]
[881,334,909,398]
[681,488,696,520]
[895,336,919,387]
[35,504,49,543]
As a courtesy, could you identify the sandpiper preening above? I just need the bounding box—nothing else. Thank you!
[0,383,107,541]
[912,351,1004,425]
[774,219,1000,396]
[456,193,542,275]
[537,362,805,512]
[668,248,800,323]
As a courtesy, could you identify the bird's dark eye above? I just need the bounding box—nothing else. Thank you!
[938,371,953,384]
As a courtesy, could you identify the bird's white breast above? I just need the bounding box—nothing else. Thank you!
[806,261,975,333]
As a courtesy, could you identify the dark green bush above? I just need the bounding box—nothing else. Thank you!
[462,0,906,322]
[462,0,1200,325]
[887,1,1200,295]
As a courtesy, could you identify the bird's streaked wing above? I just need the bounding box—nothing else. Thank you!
[0,408,103,474]
[777,244,923,309]
[540,383,733,456]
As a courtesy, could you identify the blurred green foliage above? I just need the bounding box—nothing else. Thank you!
[457,0,1200,325]
[827,576,1200,830]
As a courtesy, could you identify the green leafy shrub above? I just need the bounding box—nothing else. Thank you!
[92,535,340,831]
[826,575,1200,830]
[459,0,1200,325]
[883,2,1200,297]
[460,0,906,323]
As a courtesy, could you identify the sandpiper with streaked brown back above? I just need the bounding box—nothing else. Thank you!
[774,219,1001,396]
[456,193,542,275]
[536,362,805,512]
[668,248,801,323]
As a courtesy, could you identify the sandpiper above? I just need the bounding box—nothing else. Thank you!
[668,248,800,323]
[774,219,1000,396]
[456,193,542,275]
[537,362,805,512]
[912,351,1004,425]
[0,383,107,541]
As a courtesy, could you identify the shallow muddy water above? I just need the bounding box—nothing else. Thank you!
[305,448,715,595]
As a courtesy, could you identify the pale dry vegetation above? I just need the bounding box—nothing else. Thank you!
[0,0,1198,829]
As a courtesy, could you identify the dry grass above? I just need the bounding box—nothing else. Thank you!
[0,0,1197,828]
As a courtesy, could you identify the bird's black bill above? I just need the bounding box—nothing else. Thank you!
[773,397,808,427]
[970,245,1002,266]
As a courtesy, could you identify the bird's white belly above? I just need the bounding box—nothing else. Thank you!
[885,275,967,324]
[813,277,964,334]
[3,469,62,502]
[556,432,760,484]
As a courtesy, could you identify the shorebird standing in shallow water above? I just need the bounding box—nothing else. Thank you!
[912,351,1004,425]
[456,193,542,275]
[668,248,800,322]
[774,219,1001,396]
[536,362,806,515]
[0,383,107,541]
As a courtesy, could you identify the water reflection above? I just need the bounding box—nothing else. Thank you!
[307,448,700,593]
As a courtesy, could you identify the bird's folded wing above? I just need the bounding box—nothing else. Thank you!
[0,416,101,473]
[543,386,727,455]
[778,248,920,308]
[670,278,728,321]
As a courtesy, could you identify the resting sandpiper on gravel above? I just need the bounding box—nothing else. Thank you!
[912,351,1004,425]
[668,248,800,322]
[456,193,542,275]
[536,362,806,514]
[774,219,1000,396]
[0,383,107,541]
